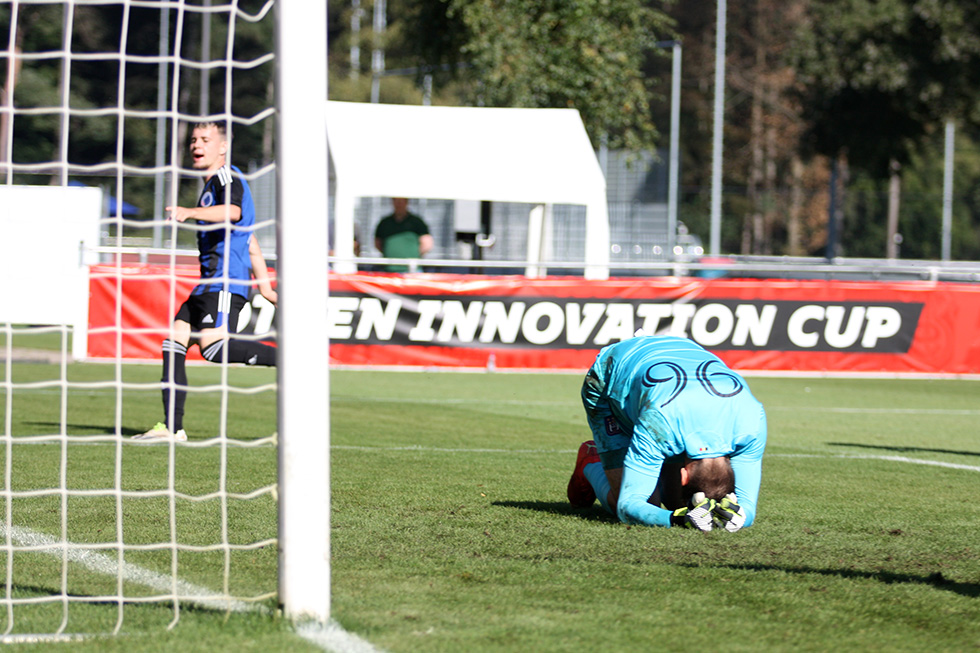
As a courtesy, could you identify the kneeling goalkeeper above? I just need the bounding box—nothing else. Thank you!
[567,335,767,531]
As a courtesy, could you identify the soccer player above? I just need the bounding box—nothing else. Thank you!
[136,120,278,441]
[566,335,767,531]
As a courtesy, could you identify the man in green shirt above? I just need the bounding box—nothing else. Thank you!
[374,197,433,272]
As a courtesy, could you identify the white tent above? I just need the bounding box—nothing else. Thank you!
[325,101,610,279]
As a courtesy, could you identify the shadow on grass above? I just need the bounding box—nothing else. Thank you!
[684,562,980,598]
[828,442,980,458]
[492,500,617,523]
[22,422,143,437]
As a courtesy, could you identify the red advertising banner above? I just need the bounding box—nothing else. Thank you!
[87,264,276,362]
[88,266,980,374]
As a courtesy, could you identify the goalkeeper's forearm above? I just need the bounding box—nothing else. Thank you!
[616,496,673,528]
[616,466,672,527]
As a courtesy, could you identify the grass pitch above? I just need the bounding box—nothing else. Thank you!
[1,351,979,651]
[330,371,980,652]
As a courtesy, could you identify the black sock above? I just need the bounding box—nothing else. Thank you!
[227,339,277,366]
[161,339,187,431]
[202,339,277,367]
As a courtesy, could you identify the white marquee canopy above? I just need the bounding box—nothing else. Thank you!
[325,101,610,278]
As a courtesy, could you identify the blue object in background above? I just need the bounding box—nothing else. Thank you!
[68,180,141,217]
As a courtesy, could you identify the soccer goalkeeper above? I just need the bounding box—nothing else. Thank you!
[566,335,767,531]
[136,120,278,441]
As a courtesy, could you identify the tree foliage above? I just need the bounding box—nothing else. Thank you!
[792,0,980,172]
[394,0,671,151]
[5,1,980,259]
[1,1,274,217]
[665,0,827,256]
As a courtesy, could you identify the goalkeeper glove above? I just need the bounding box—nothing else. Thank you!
[711,493,747,532]
[670,492,715,531]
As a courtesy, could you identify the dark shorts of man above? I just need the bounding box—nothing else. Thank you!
[175,290,247,331]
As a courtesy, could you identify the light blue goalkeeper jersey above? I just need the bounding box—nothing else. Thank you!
[590,336,767,528]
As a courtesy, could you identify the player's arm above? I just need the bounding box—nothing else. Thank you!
[729,455,761,528]
[249,235,277,305]
[724,407,767,528]
[615,417,678,527]
[166,203,242,224]
[616,464,674,527]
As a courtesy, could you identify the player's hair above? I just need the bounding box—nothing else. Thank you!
[685,457,735,501]
[192,119,229,139]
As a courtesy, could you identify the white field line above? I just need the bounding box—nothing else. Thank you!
[296,621,386,653]
[336,444,980,474]
[0,524,256,613]
[766,406,980,416]
[0,524,382,653]
[0,633,90,644]
[334,445,571,454]
[7,385,978,417]
[333,395,575,407]
[769,452,980,473]
[336,396,980,417]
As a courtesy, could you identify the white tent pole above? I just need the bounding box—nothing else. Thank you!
[525,204,544,278]
[542,202,554,277]
[584,193,611,280]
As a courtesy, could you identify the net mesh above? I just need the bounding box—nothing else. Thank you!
[1,0,279,637]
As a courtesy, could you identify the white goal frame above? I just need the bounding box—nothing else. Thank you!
[0,0,332,632]
[275,0,331,622]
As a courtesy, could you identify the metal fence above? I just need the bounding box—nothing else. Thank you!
[106,147,980,277]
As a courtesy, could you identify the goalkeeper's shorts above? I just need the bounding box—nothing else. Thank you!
[580,367,631,470]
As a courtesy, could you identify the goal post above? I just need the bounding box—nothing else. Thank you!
[0,0,332,637]
[274,0,331,622]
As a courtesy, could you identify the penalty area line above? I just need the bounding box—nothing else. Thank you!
[0,524,383,653]
[337,444,980,473]
[333,444,573,455]
[771,452,980,473]
[767,406,980,416]
[0,524,256,614]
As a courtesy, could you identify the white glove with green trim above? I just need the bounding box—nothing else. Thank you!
[670,492,715,531]
[711,493,747,532]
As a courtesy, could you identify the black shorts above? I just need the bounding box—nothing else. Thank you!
[175,291,247,331]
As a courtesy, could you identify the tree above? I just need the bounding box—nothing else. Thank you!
[2,2,275,221]
[397,0,672,152]
[840,126,980,259]
[792,0,980,257]
[664,0,824,256]
[722,0,811,255]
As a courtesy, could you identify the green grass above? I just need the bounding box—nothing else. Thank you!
[0,325,73,354]
[2,358,980,651]
[330,372,980,652]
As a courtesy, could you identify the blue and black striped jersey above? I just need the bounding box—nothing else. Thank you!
[191,164,255,298]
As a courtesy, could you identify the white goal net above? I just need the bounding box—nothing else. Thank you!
[0,0,329,639]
